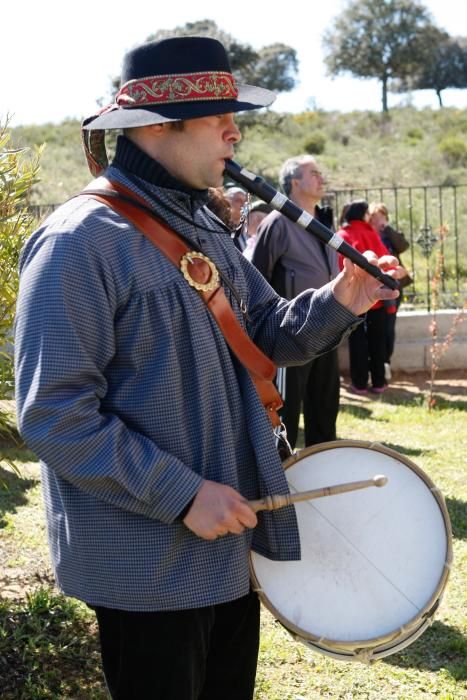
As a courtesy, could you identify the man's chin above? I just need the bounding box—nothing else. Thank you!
[207,173,225,189]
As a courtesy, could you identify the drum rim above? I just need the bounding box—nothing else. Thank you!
[295,613,433,663]
[251,439,453,655]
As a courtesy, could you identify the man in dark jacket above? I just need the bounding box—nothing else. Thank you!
[252,155,340,448]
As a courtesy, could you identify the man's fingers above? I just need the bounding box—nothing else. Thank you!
[182,481,257,540]
[236,501,258,529]
[362,250,379,265]
[219,501,257,535]
[376,254,399,270]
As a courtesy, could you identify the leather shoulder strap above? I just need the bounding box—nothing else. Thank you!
[82,179,283,427]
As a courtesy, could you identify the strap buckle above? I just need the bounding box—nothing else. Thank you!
[274,422,294,461]
[180,251,220,293]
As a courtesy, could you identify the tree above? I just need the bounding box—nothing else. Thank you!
[237,42,298,93]
[322,0,441,112]
[396,34,467,107]
[110,20,298,98]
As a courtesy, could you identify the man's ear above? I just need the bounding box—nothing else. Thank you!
[124,124,166,158]
[147,123,165,137]
[124,124,165,141]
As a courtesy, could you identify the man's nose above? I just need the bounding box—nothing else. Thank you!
[225,115,241,143]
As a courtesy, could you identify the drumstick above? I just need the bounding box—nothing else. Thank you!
[248,475,388,513]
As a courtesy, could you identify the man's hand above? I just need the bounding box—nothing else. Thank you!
[183,480,258,540]
[331,253,405,317]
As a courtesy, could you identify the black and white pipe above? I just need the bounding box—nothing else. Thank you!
[224,159,399,291]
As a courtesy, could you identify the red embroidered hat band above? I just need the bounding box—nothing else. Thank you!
[116,71,239,107]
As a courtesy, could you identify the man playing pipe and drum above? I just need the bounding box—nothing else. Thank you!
[15,36,409,699]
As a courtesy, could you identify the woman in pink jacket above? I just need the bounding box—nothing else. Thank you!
[337,200,392,394]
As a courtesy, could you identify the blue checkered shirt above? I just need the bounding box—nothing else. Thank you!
[15,161,358,611]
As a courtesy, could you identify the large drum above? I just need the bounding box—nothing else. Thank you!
[251,440,452,663]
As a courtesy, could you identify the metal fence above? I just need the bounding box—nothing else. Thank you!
[29,184,467,310]
[325,184,467,310]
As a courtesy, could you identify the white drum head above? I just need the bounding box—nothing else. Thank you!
[251,441,452,662]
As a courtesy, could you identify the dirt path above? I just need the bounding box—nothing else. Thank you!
[341,368,467,402]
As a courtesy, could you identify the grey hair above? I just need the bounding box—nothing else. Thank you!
[279,155,317,196]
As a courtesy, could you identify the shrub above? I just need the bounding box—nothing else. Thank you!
[406,126,424,146]
[439,135,467,168]
[0,120,41,434]
[292,111,320,127]
[303,131,326,155]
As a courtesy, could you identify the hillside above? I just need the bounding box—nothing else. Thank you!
[10,106,467,205]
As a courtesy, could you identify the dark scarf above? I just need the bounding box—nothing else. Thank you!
[112,135,209,205]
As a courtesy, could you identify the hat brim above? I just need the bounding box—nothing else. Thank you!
[83,84,275,131]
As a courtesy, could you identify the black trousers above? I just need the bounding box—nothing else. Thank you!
[92,591,260,700]
[348,307,387,389]
[384,295,401,364]
[277,349,340,449]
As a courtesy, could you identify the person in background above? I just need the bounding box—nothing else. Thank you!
[337,199,392,394]
[242,201,272,262]
[252,155,340,449]
[224,185,248,249]
[224,185,247,227]
[14,36,403,699]
[369,202,412,381]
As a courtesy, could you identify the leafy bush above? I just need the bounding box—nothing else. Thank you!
[11,120,86,205]
[439,135,467,168]
[303,131,326,155]
[406,127,424,140]
[406,126,424,145]
[0,121,41,433]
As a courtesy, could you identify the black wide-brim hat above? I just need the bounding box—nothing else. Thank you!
[82,36,275,174]
[84,36,275,130]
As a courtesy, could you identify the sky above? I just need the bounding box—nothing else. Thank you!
[2,0,466,127]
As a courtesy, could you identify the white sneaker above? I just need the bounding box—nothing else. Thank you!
[384,363,392,381]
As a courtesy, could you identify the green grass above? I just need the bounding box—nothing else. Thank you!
[0,377,466,699]
[0,590,106,699]
[254,381,467,699]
